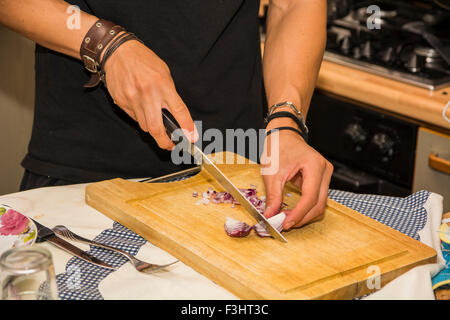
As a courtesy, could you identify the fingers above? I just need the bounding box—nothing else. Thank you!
[113,85,193,151]
[135,92,173,151]
[134,106,148,133]
[120,104,137,122]
[263,176,284,219]
[145,105,175,150]
[282,160,332,230]
[104,42,195,150]
[292,161,333,228]
[165,93,198,143]
[142,90,195,150]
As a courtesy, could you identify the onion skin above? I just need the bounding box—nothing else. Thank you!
[254,212,286,237]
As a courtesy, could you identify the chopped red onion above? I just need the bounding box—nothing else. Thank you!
[195,186,288,213]
[194,187,268,213]
[194,186,289,238]
[224,217,253,237]
[223,212,287,238]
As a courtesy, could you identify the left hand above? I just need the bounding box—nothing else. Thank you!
[261,121,333,230]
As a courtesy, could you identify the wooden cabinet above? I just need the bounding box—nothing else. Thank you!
[413,128,450,211]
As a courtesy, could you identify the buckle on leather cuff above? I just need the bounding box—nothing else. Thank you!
[83,72,102,88]
[82,55,99,73]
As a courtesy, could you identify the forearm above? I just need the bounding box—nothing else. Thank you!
[0,0,98,59]
[263,0,326,116]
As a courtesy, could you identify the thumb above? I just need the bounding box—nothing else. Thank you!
[263,178,284,219]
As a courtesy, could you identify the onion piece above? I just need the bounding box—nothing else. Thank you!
[198,187,289,238]
[198,187,267,213]
[254,212,286,237]
[224,217,253,237]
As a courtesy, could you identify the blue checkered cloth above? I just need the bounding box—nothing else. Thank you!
[56,223,146,300]
[328,189,429,240]
[55,189,431,300]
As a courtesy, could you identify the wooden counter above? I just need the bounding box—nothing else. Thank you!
[316,60,450,131]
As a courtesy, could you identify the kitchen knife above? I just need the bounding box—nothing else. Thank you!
[161,109,287,243]
[31,218,115,269]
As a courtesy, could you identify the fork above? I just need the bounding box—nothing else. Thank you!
[52,225,178,274]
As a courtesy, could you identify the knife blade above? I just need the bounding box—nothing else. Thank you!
[30,218,115,269]
[162,109,287,243]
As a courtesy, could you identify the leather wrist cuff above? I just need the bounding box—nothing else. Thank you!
[80,19,124,87]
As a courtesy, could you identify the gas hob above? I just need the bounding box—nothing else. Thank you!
[325,1,450,90]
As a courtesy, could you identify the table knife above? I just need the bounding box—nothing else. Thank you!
[161,109,287,243]
[30,218,115,269]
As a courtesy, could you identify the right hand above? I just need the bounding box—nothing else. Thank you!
[103,39,198,150]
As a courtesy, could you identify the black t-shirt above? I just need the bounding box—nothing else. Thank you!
[22,0,265,183]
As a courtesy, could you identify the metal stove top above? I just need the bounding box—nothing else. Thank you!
[325,0,450,90]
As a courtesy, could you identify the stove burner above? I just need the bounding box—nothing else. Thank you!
[415,47,440,58]
[352,2,399,29]
[406,53,425,73]
[415,46,449,72]
[361,41,373,60]
[339,36,352,54]
[353,3,398,20]
[380,47,395,64]
[323,1,450,90]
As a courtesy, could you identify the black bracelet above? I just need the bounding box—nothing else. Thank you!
[99,32,143,86]
[266,126,308,142]
[100,32,130,66]
[265,111,309,142]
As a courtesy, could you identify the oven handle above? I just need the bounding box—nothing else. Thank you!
[429,153,450,175]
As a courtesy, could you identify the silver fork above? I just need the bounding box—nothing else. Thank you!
[52,225,178,274]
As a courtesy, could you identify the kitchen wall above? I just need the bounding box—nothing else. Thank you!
[0,26,35,195]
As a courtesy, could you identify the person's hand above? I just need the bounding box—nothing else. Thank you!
[261,115,333,230]
[103,39,198,150]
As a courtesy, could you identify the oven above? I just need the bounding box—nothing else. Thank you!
[304,0,450,199]
[307,91,418,197]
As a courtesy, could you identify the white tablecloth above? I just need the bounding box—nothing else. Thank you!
[0,183,445,300]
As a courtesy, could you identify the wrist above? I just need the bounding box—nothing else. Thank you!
[102,33,140,74]
[99,30,126,62]
[265,101,309,143]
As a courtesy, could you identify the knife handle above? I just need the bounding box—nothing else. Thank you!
[162,109,182,138]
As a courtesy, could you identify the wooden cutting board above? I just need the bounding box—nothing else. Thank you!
[85,152,436,299]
